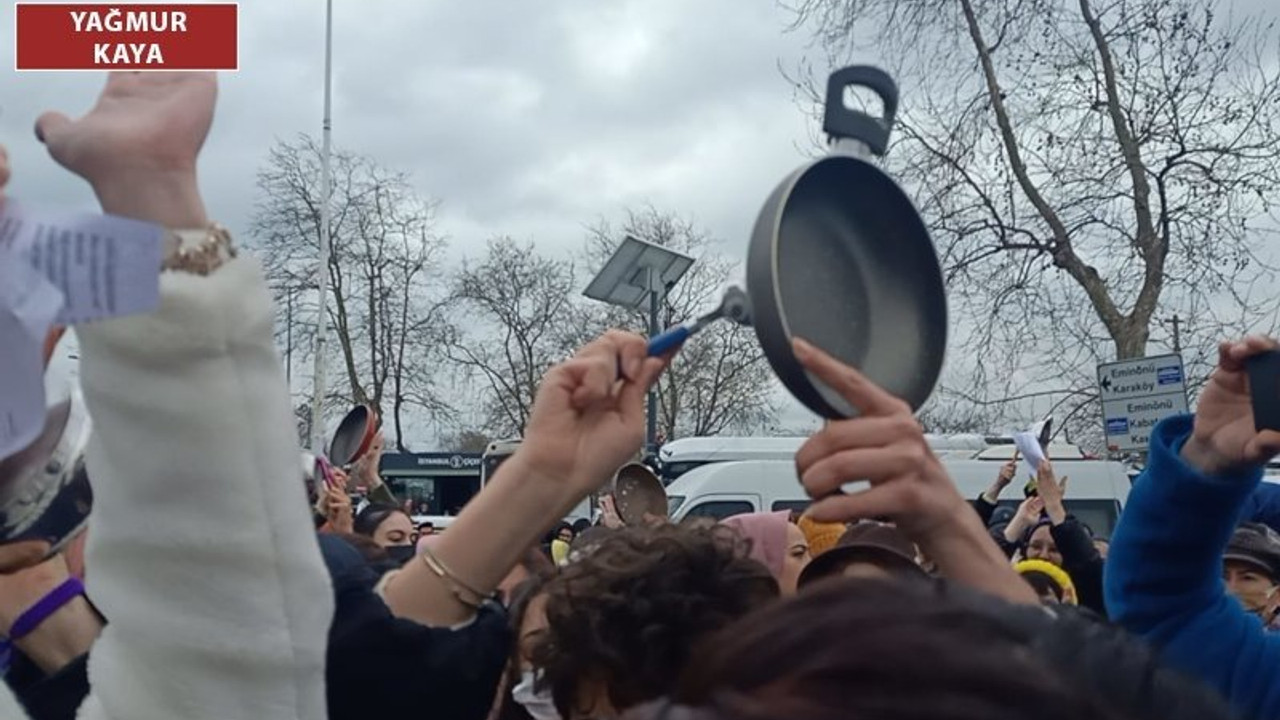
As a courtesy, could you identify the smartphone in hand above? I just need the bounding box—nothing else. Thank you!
[1250,349,1280,433]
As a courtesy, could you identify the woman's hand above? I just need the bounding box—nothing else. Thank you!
[598,495,624,529]
[357,432,385,488]
[791,338,1039,605]
[1183,336,1280,475]
[36,71,212,227]
[1036,460,1068,525]
[792,338,968,541]
[982,452,1018,504]
[997,452,1018,488]
[1004,496,1044,543]
[515,331,668,497]
[322,486,353,535]
[0,552,102,674]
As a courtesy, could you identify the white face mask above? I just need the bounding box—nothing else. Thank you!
[512,670,562,720]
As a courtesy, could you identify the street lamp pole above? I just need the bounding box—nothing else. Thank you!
[310,0,334,455]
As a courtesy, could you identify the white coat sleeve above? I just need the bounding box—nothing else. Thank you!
[72,256,333,720]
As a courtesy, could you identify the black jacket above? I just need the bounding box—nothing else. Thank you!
[318,533,512,720]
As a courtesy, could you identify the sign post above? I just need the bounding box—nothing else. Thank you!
[1097,354,1190,453]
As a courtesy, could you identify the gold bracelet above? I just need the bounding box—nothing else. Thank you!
[418,545,489,610]
[162,223,237,276]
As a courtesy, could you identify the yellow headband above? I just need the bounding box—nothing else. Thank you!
[1015,559,1078,605]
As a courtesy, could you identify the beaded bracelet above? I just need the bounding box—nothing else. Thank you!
[9,577,84,641]
[418,545,491,611]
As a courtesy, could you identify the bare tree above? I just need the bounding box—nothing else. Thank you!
[438,429,494,453]
[445,237,590,437]
[583,207,780,438]
[249,135,453,450]
[787,0,1280,444]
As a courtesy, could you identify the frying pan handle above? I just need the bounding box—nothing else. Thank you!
[823,66,899,157]
[647,325,692,357]
[613,325,696,378]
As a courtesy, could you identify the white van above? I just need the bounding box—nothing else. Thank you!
[658,434,995,483]
[665,457,1130,537]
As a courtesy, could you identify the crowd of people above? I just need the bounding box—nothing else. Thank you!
[1,72,1279,720]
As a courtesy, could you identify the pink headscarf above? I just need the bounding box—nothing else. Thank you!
[722,511,791,578]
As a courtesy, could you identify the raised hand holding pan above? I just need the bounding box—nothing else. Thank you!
[792,338,966,539]
[792,337,1039,604]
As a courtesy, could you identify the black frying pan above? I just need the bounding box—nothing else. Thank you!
[647,65,947,418]
[329,404,379,469]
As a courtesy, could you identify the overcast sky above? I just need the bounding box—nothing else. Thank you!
[9,0,1279,446]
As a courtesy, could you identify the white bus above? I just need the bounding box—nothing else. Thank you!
[482,438,594,523]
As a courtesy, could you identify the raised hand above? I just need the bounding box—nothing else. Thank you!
[323,486,353,535]
[1036,460,1068,524]
[791,338,1040,605]
[997,454,1018,488]
[357,431,386,487]
[1005,496,1045,543]
[792,338,967,540]
[517,331,669,496]
[36,72,213,227]
[598,495,624,529]
[1183,336,1280,475]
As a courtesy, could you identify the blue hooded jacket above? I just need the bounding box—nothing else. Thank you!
[1244,481,1280,533]
[1105,414,1279,719]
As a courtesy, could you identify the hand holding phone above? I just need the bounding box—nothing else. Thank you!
[1249,349,1280,433]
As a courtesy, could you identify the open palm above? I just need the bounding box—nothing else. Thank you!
[37,72,216,183]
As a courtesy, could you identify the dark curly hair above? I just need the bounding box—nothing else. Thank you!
[616,578,1234,720]
[530,522,779,718]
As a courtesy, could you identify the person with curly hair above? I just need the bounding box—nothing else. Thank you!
[529,523,779,719]
[617,578,1235,720]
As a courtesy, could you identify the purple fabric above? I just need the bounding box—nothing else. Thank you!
[9,576,84,641]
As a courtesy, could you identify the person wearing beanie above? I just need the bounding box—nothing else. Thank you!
[797,516,846,558]
[1222,522,1280,628]
[797,521,928,589]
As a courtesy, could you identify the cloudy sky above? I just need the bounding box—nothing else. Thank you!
[4,0,825,256]
[7,0,1278,446]
[10,0,840,441]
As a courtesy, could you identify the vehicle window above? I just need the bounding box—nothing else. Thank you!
[772,500,811,514]
[667,495,685,516]
[684,500,754,522]
[660,461,709,482]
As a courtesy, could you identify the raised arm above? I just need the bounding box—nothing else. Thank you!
[791,339,1039,606]
[1106,336,1280,720]
[38,72,333,720]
